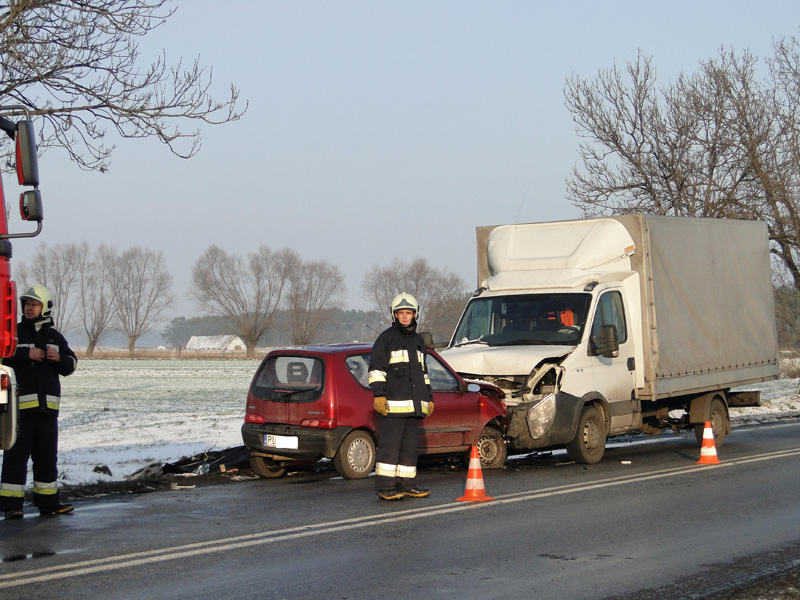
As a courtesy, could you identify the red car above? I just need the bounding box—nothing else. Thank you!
[241,343,507,479]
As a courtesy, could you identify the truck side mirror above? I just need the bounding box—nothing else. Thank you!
[15,120,39,187]
[20,190,43,222]
[592,324,619,358]
[420,331,433,347]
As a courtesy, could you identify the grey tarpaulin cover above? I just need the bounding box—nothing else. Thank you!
[615,215,778,397]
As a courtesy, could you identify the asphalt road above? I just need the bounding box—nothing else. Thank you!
[1,420,799,600]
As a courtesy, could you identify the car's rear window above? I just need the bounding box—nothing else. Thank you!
[251,355,324,402]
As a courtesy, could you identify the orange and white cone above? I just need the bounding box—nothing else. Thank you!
[696,421,721,465]
[456,446,494,502]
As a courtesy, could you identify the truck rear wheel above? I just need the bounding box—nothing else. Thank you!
[566,405,606,464]
[694,397,728,448]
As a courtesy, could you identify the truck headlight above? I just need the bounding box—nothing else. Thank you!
[526,393,556,439]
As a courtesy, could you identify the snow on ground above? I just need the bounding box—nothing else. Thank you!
[8,359,800,486]
[54,359,259,485]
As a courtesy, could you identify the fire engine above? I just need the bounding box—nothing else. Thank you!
[0,106,44,451]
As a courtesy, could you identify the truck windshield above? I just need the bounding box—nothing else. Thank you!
[450,293,592,347]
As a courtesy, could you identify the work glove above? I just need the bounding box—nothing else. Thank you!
[427,401,434,416]
[373,396,388,416]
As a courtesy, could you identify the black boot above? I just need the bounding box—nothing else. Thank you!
[401,487,430,498]
[39,503,74,516]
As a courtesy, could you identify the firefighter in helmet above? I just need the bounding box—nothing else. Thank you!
[367,293,434,501]
[1,285,77,519]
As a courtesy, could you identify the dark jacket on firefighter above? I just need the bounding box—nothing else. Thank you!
[4,316,77,413]
[368,320,433,417]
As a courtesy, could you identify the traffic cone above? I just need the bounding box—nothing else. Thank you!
[456,446,494,502]
[696,421,721,465]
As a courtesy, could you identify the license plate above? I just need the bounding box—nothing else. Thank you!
[265,434,298,450]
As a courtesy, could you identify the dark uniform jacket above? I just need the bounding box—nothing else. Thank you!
[3,317,77,414]
[368,320,433,417]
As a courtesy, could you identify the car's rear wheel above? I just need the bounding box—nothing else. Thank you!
[333,430,376,479]
[471,425,507,469]
[250,456,287,478]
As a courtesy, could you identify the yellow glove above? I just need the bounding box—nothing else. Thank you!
[373,396,388,416]
[428,401,434,416]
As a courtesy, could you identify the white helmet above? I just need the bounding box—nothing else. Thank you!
[19,284,54,318]
[390,292,419,317]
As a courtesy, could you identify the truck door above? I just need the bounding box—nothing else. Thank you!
[590,290,637,432]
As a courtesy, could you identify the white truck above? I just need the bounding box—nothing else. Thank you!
[440,215,779,464]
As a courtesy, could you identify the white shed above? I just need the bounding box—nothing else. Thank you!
[185,335,246,352]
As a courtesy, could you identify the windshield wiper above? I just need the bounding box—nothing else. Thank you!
[452,336,487,348]
[496,338,552,346]
[273,388,317,398]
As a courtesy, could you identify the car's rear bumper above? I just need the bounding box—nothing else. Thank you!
[241,422,351,460]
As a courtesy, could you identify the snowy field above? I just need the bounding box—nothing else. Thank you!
[55,359,259,485]
[8,358,800,486]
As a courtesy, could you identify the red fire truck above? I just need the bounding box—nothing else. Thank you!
[0,106,44,451]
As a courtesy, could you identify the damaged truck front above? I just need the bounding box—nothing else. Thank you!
[440,215,779,464]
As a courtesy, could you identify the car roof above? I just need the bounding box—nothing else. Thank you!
[266,342,373,356]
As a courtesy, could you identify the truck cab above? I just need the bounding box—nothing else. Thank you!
[443,282,640,462]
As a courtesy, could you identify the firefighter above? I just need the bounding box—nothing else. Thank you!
[1,285,77,519]
[368,293,434,501]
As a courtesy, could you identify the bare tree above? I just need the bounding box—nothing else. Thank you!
[77,243,117,357]
[190,245,299,358]
[14,241,84,332]
[0,1,246,171]
[361,257,469,341]
[563,38,800,290]
[109,246,173,357]
[288,260,346,345]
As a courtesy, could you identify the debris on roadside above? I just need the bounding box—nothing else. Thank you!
[161,446,251,476]
[170,482,196,490]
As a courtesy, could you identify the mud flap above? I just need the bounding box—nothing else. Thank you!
[0,367,16,451]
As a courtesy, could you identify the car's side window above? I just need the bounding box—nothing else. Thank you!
[426,354,459,392]
[346,351,460,392]
[345,353,371,388]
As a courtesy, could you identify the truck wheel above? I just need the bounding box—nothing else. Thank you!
[333,430,376,480]
[250,456,287,478]
[471,426,507,470]
[694,397,728,448]
[565,405,606,464]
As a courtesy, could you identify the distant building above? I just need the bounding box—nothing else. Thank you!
[185,335,246,352]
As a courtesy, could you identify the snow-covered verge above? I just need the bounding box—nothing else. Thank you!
[730,377,800,424]
[6,359,800,486]
[53,359,258,485]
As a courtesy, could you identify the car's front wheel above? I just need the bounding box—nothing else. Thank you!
[472,425,507,469]
[333,430,376,479]
[250,456,287,478]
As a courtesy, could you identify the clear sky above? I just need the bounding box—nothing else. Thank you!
[7,1,800,319]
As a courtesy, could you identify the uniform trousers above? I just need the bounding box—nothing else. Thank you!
[374,416,420,492]
[0,411,60,510]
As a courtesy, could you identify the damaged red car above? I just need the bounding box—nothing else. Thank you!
[241,343,507,480]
